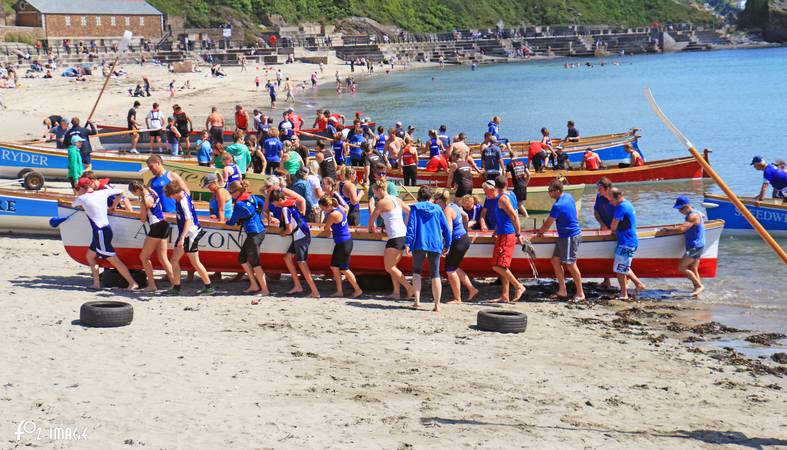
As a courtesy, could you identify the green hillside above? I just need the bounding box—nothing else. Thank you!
[147,0,717,32]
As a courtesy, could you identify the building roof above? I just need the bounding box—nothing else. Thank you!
[17,0,163,15]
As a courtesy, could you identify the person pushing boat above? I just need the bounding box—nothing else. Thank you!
[368,180,413,299]
[665,196,706,297]
[751,155,787,201]
[480,134,505,181]
[594,178,615,288]
[72,177,138,290]
[270,190,320,298]
[609,188,646,300]
[165,184,213,295]
[434,190,478,304]
[489,176,526,303]
[128,180,175,292]
[319,195,363,298]
[405,186,452,311]
[145,155,189,213]
[506,149,531,218]
[447,149,475,198]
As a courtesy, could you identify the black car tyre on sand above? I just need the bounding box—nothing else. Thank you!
[79,301,133,327]
[477,309,527,334]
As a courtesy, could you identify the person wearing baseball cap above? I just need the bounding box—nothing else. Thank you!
[751,155,787,201]
[66,135,85,189]
[664,195,706,297]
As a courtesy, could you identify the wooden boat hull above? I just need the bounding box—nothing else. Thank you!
[376,156,707,189]
[56,204,722,278]
[703,193,787,236]
[0,189,60,234]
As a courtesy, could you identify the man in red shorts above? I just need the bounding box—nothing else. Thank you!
[490,175,526,303]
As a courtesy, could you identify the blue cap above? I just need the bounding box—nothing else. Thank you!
[673,195,691,209]
[70,136,85,144]
[750,155,764,165]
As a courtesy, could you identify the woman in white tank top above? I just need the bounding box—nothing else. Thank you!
[368,180,413,299]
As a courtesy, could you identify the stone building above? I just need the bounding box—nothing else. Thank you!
[13,0,164,39]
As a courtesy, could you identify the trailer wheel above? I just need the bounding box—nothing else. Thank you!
[16,168,33,179]
[79,301,133,328]
[21,171,45,190]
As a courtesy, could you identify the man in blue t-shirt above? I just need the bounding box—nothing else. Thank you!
[537,180,585,301]
[478,181,497,231]
[594,177,616,288]
[610,188,646,300]
[480,133,505,181]
[751,155,787,200]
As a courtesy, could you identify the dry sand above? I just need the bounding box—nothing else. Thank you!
[0,235,785,448]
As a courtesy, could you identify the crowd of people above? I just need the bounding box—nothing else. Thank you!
[54,104,721,308]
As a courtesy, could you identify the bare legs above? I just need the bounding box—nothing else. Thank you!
[384,248,412,299]
[411,274,442,311]
[241,262,269,295]
[330,266,362,298]
[86,249,137,290]
[616,270,646,300]
[490,266,525,303]
[445,268,479,304]
[283,253,320,298]
[678,257,704,297]
[550,256,585,300]
[140,238,173,292]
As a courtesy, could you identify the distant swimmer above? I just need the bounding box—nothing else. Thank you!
[751,155,787,201]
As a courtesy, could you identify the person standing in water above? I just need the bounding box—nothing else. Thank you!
[609,188,646,300]
[164,184,213,295]
[73,178,138,290]
[368,180,413,299]
[665,195,706,297]
[128,180,175,292]
[405,186,452,311]
[434,190,478,304]
[319,195,363,298]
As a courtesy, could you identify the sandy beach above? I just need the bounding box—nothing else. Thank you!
[0,235,785,448]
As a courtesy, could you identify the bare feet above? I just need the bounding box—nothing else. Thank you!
[512,285,526,303]
[487,298,510,304]
[467,286,480,302]
[350,290,363,299]
[287,287,304,295]
[616,296,630,301]
[413,300,420,309]
[445,299,462,304]
[330,291,343,298]
[309,291,321,298]
[691,285,705,298]
[243,286,260,293]
[635,283,646,296]
[433,306,440,312]
[144,285,157,293]
[387,292,400,299]
[126,283,139,291]
[571,296,586,303]
[90,283,101,290]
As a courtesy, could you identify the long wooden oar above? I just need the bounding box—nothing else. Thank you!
[31,127,154,145]
[644,87,786,264]
[87,30,132,123]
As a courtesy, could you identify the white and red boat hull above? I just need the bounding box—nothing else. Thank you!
[57,205,722,278]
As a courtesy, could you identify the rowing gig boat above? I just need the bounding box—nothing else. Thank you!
[703,193,787,237]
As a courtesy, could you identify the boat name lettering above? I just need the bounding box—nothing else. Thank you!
[0,149,49,167]
[0,199,16,212]
[733,205,787,223]
[133,223,242,249]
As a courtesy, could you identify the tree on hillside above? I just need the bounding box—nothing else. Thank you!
[738,0,769,28]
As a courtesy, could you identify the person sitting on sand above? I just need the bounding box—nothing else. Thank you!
[226,180,269,298]
[318,195,363,298]
[404,186,452,311]
[664,196,706,297]
[537,180,585,302]
[73,177,138,290]
[609,188,646,300]
[270,190,320,298]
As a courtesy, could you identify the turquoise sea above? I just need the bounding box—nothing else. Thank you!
[302,48,787,353]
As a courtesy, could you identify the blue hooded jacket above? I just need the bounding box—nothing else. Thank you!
[405,201,452,253]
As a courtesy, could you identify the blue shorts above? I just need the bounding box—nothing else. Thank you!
[684,247,704,259]
[90,225,115,258]
[169,140,180,156]
[613,245,636,274]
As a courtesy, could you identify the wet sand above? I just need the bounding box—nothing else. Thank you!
[0,235,785,448]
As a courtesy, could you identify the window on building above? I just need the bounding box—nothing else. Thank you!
[139,16,145,26]
[124,16,130,26]
[80,16,87,27]
[95,16,101,26]
[110,16,116,26]
[64,16,71,27]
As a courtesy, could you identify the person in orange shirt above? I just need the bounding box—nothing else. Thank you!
[581,148,604,170]
[625,143,645,167]
[425,153,449,172]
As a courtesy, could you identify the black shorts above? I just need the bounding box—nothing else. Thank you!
[455,185,473,198]
[385,236,406,250]
[198,162,211,167]
[445,234,470,272]
[210,126,224,143]
[350,157,365,167]
[265,161,280,175]
[146,220,171,239]
[239,232,265,267]
[331,239,353,270]
[178,228,206,253]
[149,129,162,138]
[513,187,527,203]
[287,235,311,262]
[388,159,400,170]
[80,148,92,165]
[484,172,499,181]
